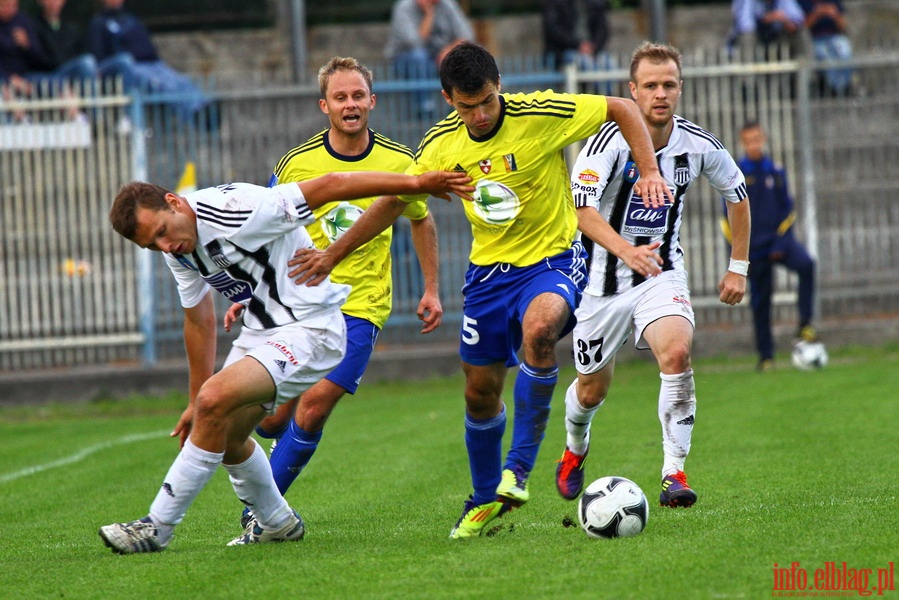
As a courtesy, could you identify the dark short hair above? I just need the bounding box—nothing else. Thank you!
[741,119,762,133]
[109,181,171,241]
[629,41,683,82]
[439,41,500,97]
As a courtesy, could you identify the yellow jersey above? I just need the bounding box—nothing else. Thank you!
[400,90,608,266]
[270,129,428,328]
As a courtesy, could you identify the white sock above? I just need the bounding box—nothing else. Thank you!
[149,439,223,544]
[658,370,696,477]
[223,439,293,530]
[564,379,602,456]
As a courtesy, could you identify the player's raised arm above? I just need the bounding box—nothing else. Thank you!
[297,171,473,210]
[605,97,673,209]
[288,195,409,287]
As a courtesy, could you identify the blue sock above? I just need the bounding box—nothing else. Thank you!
[465,405,506,506]
[505,363,558,473]
[268,420,321,495]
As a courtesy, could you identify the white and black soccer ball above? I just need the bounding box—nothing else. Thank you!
[791,341,828,370]
[577,476,649,539]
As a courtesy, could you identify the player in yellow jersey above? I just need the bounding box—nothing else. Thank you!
[228,57,445,531]
[289,42,672,538]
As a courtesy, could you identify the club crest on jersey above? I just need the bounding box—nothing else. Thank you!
[624,161,639,182]
[205,240,231,269]
[578,169,600,185]
[673,154,690,186]
[473,179,521,224]
[503,154,517,172]
[478,159,492,174]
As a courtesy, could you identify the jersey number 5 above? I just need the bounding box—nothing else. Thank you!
[461,315,480,345]
[575,336,605,367]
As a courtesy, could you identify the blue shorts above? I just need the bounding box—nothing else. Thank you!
[325,314,380,394]
[459,242,587,367]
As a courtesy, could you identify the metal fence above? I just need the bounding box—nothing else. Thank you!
[2,49,898,373]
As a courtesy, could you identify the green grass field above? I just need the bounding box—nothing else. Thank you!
[1,345,897,599]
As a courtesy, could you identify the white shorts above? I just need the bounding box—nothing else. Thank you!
[572,270,694,374]
[223,312,347,411]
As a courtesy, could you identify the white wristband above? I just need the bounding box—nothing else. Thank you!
[728,258,749,276]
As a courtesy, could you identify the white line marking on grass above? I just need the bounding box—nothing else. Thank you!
[0,429,169,484]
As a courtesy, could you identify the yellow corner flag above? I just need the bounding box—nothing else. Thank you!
[176,161,197,194]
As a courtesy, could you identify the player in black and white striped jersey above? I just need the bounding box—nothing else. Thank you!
[99,169,471,554]
[554,41,751,509]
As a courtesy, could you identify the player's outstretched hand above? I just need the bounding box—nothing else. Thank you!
[223,303,244,332]
[288,247,335,287]
[634,173,674,208]
[621,241,663,277]
[417,289,443,334]
[419,171,474,201]
[718,271,746,306]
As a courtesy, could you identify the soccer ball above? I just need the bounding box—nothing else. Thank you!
[577,476,649,539]
[791,341,828,370]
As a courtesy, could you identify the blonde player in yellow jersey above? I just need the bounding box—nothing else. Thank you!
[290,42,672,538]
[227,57,445,530]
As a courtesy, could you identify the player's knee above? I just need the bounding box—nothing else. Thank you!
[463,383,502,417]
[658,343,691,374]
[523,328,563,364]
[194,384,232,428]
[578,384,607,408]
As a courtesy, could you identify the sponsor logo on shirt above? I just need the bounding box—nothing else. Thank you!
[503,153,517,172]
[204,271,252,303]
[624,192,669,236]
[578,169,600,184]
[472,179,521,224]
[321,202,364,244]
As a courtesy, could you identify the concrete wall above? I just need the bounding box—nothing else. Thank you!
[155,1,898,87]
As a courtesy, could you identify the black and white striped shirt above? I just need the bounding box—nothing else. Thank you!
[571,115,747,297]
[163,182,349,330]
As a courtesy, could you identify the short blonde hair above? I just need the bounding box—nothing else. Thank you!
[318,56,374,98]
[629,41,683,82]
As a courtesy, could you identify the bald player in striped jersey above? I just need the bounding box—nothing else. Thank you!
[232,57,443,529]
[554,41,751,508]
[100,166,471,554]
[288,41,672,538]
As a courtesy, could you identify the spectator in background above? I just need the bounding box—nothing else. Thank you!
[1,0,92,120]
[32,0,96,79]
[800,0,853,96]
[541,0,610,70]
[729,0,806,60]
[721,121,816,372]
[384,0,473,118]
[86,0,208,122]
